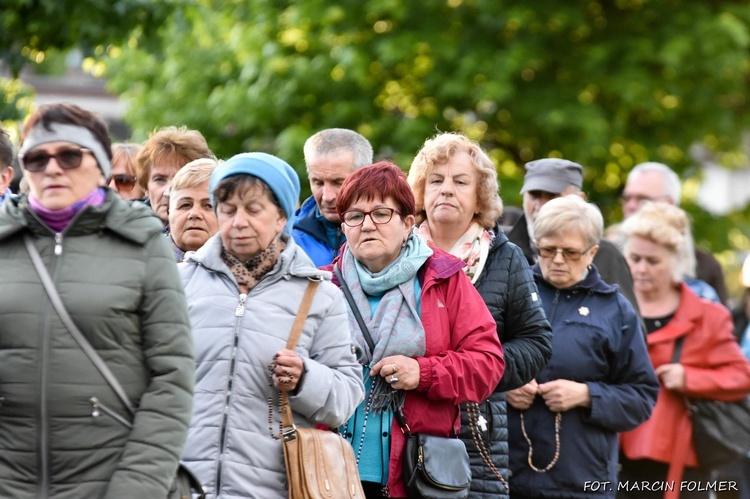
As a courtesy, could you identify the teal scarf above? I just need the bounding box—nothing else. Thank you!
[341,233,433,412]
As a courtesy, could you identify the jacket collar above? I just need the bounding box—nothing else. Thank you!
[506,213,535,263]
[187,231,330,283]
[0,190,162,246]
[487,220,509,254]
[645,282,702,345]
[532,262,617,295]
[330,243,465,286]
[293,196,339,240]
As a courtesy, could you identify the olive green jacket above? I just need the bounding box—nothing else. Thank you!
[0,191,194,499]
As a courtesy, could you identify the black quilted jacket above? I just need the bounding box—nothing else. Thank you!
[458,224,552,498]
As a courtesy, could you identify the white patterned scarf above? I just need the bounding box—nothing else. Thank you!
[417,221,492,284]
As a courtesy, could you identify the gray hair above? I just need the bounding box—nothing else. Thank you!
[303,128,373,170]
[628,162,682,205]
[533,195,603,248]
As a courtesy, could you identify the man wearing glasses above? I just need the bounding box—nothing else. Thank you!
[619,162,728,305]
[507,158,639,313]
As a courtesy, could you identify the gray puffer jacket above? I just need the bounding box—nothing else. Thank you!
[0,192,194,499]
[179,233,364,499]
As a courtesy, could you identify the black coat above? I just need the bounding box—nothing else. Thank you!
[458,224,553,498]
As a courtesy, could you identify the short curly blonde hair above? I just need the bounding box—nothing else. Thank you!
[408,132,503,229]
[620,201,689,283]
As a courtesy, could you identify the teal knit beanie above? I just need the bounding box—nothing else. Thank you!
[210,152,300,233]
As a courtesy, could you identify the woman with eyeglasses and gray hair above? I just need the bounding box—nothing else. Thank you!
[0,102,194,498]
[505,195,658,499]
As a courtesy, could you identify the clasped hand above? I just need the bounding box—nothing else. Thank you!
[269,349,305,393]
[370,355,420,390]
[506,379,591,412]
[654,362,685,391]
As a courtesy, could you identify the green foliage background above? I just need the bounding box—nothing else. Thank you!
[4,0,750,294]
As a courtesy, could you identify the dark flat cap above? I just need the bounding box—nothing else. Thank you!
[520,158,583,194]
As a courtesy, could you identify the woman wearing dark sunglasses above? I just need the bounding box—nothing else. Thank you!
[0,102,194,498]
[109,142,145,200]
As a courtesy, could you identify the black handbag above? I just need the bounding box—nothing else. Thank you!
[397,409,471,499]
[335,266,472,497]
[24,236,206,499]
[672,335,750,469]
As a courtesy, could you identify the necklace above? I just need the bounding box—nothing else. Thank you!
[520,411,562,473]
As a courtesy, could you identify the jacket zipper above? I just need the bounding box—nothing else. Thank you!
[90,397,133,429]
[39,302,52,497]
[54,233,63,256]
[549,289,561,323]
[215,293,247,493]
[27,205,89,497]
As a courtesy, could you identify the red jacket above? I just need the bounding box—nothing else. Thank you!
[328,248,505,498]
[620,283,750,470]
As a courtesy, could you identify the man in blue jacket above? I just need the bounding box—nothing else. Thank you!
[293,128,373,266]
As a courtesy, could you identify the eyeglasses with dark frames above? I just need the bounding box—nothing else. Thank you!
[112,174,138,192]
[536,245,595,261]
[619,193,671,205]
[19,147,94,173]
[342,207,401,227]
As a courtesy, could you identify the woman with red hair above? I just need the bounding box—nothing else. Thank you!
[325,161,505,498]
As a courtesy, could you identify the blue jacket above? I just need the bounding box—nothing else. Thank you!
[508,264,659,498]
[292,196,344,267]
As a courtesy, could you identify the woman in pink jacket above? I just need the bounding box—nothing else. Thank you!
[324,161,504,498]
[618,202,750,499]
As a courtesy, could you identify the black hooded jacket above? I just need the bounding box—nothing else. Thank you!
[458,224,553,498]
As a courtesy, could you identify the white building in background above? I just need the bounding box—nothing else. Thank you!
[2,50,129,139]
[691,140,750,216]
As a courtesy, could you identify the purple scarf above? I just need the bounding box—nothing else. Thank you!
[29,188,107,233]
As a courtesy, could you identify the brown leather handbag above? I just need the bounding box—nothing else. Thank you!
[279,280,365,499]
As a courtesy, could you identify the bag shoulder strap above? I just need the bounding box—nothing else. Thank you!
[333,265,375,355]
[279,280,320,431]
[671,335,686,363]
[23,235,136,417]
[284,280,321,351]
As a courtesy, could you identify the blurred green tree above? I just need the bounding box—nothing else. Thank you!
[102,2,750,208]
[0,0,180,136]
[0,0,180,77]
[5,0,750,261]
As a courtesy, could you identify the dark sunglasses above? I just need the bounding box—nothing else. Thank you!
[112,174,138,192]
[19,147,93,173]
